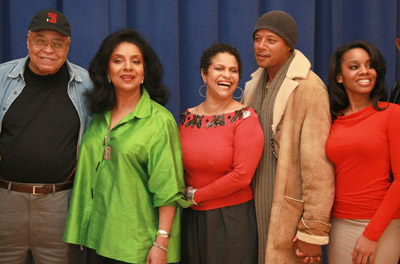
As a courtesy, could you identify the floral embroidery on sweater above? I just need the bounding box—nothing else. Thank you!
[179,107,249,128]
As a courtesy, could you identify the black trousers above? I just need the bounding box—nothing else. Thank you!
[181,200,258,264]
[86,248,134,264]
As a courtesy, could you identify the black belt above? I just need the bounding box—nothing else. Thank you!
[0,179,73,195]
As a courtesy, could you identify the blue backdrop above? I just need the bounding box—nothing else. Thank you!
[1,0,399,119]
[1,1,399,263]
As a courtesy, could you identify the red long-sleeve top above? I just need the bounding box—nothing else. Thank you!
[179,107,264,211]
[326,102,400,241]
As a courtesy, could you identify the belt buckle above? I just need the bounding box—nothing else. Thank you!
[32,185,44,195]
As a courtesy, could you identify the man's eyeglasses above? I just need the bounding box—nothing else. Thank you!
[28,32,67,50]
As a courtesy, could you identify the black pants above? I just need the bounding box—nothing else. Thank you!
[181,200,258,264]
[86,248,134,264]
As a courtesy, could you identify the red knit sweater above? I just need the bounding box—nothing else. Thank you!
[326,102,400,241]
[179,107,264,211]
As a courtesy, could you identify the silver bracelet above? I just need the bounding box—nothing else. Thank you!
[153,242,168,252]
[186,189,198,205]
[157,229,171,238]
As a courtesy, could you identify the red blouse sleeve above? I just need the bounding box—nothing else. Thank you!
[363,104,400,241]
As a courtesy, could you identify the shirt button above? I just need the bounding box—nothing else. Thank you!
[2,107,6,111]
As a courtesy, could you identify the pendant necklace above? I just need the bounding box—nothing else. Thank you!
[103,126,111,160]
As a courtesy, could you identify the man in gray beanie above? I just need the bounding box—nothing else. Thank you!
[241,10,335,264]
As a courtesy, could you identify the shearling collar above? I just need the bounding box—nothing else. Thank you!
[245,50,311,133]
[272,50,311,133]
[286,50,311,80]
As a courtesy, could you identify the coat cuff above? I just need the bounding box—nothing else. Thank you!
[296,230,329,245]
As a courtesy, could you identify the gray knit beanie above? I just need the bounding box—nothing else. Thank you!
[253,10,298,50]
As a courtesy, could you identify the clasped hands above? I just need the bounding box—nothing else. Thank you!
[293,234,377,264]
[293,237,322,264]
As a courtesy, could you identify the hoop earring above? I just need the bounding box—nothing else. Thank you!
[233,86,244,100]
[199,83,207,98]
[107,75,111,83]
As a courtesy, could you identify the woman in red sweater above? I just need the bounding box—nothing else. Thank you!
[179,43,264,263]
[326,40,400,264]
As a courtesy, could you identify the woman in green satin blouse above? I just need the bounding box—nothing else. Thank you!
[63,29,188,264]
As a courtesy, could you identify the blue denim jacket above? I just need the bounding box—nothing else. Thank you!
[0,56,93,147]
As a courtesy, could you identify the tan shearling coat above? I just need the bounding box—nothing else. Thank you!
[243,50,335,263]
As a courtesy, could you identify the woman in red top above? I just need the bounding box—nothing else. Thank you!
[326,40,400,264]
[179,43,264,264]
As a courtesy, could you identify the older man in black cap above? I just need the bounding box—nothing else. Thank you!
[242,10,335,264]
[0,9,91,264]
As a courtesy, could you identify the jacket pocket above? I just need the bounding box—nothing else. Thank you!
[272,196,304,249]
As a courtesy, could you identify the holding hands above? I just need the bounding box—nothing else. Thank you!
[293,237,322,264]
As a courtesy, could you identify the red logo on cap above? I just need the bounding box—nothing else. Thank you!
[46,12,57,24]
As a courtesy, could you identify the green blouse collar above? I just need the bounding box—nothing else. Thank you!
[104,87,152,127]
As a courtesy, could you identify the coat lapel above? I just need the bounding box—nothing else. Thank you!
[272,50,311,134]
[242,67,264,106]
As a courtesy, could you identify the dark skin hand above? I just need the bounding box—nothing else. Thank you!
[293,237,322,264]
[351,235,377,264]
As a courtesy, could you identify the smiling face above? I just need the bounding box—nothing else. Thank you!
[253,29,291,77]
[27,30,70,75]
[201,52,239,100]
[108,42,145,95]
[337,48,377,98]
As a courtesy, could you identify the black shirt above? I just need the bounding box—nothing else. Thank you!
[0,63,80,183]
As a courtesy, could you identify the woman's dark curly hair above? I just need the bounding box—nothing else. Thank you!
[200,43,243,79]
[328,40,387,121]
[86,29,169,113]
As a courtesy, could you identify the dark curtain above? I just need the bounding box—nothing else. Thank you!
[1,1,399,262]
[1,0,399,119]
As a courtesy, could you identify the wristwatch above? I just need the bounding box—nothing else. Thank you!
[186,189,198,205]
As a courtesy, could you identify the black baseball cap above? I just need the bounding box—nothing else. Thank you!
[29,9,71,36]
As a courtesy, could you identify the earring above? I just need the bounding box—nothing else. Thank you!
[107,75,111,83]
[232,86,244,100]
[141,79,144,84]
[199,83,207,98]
